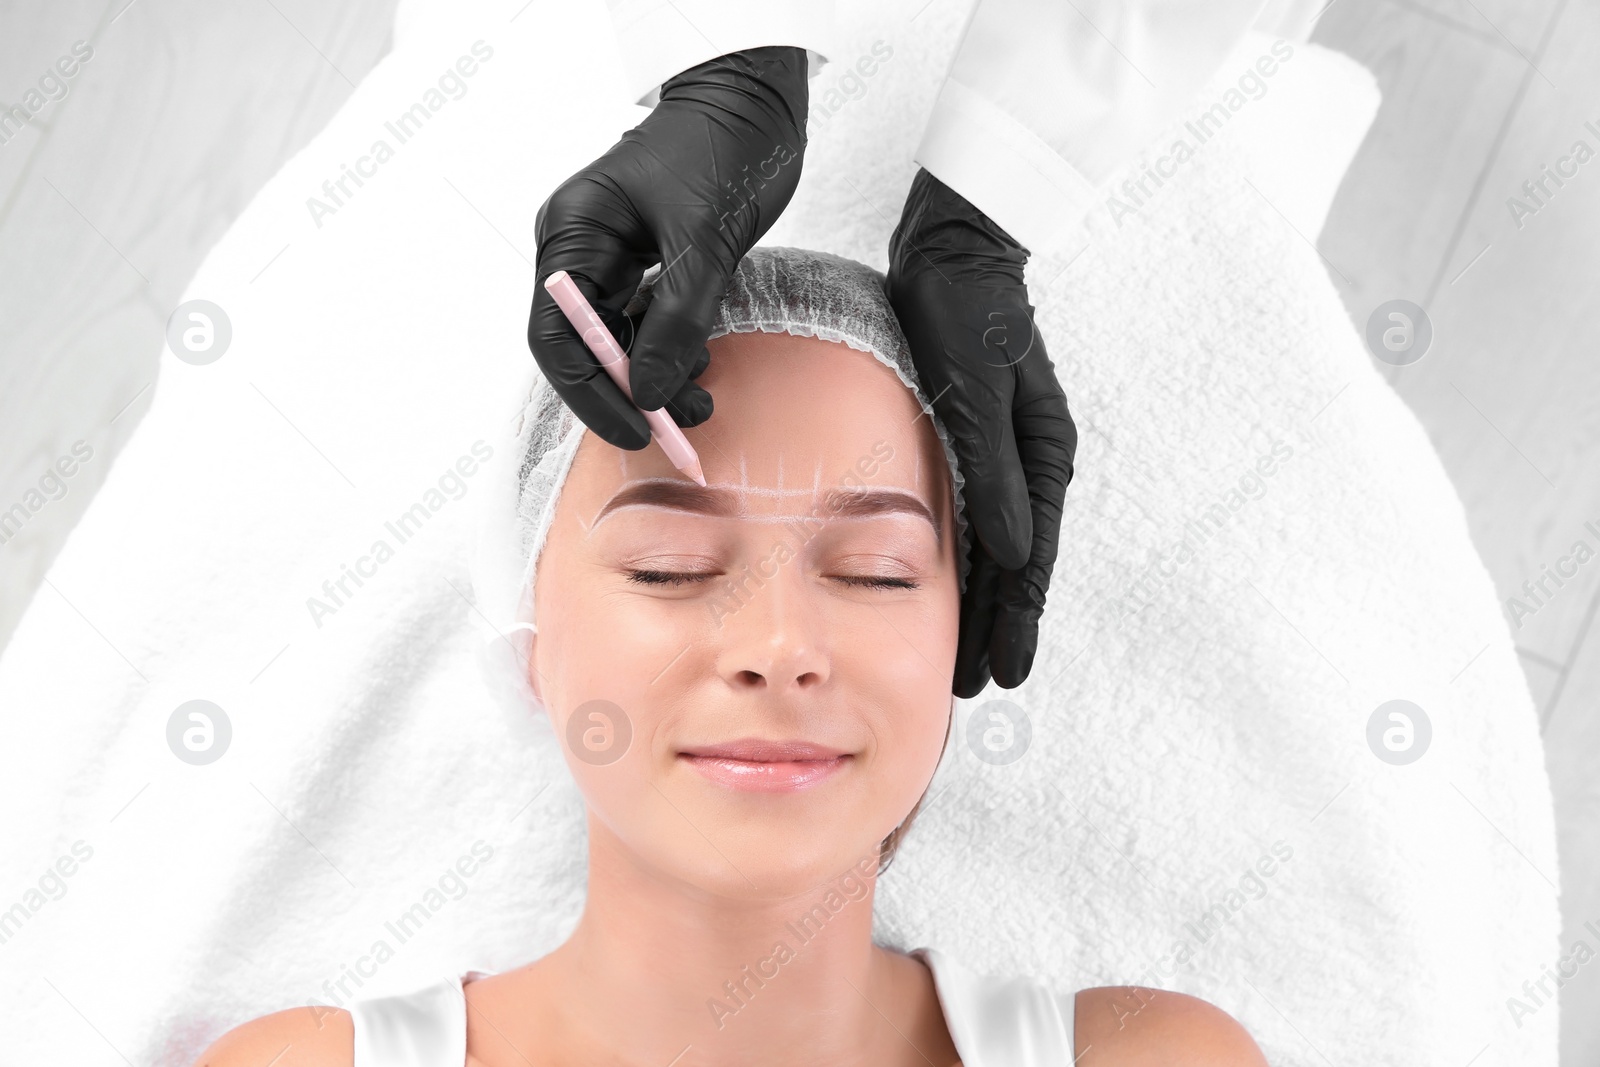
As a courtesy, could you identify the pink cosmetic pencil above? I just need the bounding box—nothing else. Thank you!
[543,270,707,487]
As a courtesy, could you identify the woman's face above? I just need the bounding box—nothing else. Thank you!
[530,331,960,897]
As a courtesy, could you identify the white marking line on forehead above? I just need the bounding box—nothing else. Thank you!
[695,450,818,502]
[584,480,839,529]
[587,477,942,543]
[707,484,823,499]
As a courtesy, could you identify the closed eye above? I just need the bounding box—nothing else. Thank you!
[832,575,920,590]
[625,569,717,587]
[625,570,918,591]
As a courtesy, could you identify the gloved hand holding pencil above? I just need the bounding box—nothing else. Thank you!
[528,45,811,450]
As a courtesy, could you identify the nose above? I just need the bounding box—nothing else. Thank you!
[713,558,831,692]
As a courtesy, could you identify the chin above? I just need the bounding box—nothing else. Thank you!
[664,818,882,900]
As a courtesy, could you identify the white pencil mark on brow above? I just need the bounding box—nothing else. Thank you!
[588,478,942,543]
[708,485,819,499]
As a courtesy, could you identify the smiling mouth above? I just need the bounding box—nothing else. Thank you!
[677,739,853,793]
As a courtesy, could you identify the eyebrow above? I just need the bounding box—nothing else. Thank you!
[592,478,942,543]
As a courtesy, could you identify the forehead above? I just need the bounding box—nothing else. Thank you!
[562,331,951,517]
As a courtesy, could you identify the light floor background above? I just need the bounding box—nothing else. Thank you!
[1,0,1595,1061]
[1312,2,1600,1061]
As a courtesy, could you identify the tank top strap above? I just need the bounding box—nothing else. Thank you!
[349,970,482,1067]
[910,946,1078,1067]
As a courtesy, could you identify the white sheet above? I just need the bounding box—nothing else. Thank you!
[0,1,1559,1064]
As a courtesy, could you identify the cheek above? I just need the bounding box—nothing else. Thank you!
[533,560,684,818]
[534,561,698,718]
[839,600,956,689]
[833,590,958,776]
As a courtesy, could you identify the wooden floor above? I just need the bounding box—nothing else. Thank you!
[1313,0,1600,1061]
[0,0,396,643]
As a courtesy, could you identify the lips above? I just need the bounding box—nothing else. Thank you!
[677,738,853,793]
[678,738,850,762]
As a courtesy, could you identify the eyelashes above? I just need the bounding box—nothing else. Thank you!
[625,569,710,588]
[836,575,921,591]
[624,569,920,591]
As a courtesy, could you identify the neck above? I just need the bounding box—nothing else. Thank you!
[537,813,910,1067]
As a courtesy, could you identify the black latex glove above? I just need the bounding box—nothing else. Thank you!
[528,46,810,448]
[887,168,1078,698]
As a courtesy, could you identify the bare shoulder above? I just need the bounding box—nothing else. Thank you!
[1073,986,1267,1066]
[189,1005,353,1067]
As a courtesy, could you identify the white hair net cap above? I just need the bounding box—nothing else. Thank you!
[470,246,970,734]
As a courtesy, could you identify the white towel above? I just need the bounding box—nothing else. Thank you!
[0,2,1559,1065]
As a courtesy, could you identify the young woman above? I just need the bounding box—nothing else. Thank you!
[195,248,1267,1067]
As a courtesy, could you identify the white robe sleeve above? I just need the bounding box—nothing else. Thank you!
[604,0,835,108]
[914,0,1322,252]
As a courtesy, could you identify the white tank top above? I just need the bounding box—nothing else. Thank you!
[348,945,1076,1067]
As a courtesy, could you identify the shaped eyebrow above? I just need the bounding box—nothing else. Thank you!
[591,478,942,543]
